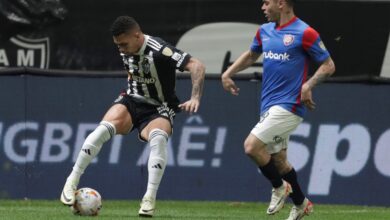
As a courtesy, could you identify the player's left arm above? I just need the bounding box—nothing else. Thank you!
[302,57,336,110]
[301,27,336,110]
[179,57,206,113]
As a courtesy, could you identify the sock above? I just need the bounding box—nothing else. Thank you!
[258,158,283,188]
[144,129,168,200]
[69,121,116,182]
[282,168,305,205]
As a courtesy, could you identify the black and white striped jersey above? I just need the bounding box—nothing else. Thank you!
[121,35,191,110]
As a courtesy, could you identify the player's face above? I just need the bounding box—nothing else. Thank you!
[261,0,281,22]
[113,30,142,55]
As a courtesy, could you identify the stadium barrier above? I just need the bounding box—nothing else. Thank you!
[0,68,390,206]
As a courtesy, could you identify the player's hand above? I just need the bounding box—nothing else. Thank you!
[221,75,240,96]
[178,98,200,113]
[301,83,316,110]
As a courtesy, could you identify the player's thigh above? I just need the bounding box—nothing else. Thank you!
[102,104,133,134]
[252,106,302,154]
[244,133,267,153]
[140,117,172,141]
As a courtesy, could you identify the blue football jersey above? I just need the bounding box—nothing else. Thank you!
[250,17,330,117]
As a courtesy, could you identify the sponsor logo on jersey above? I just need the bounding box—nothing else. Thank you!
[283,34,295,46]
[263,51,290,61]
[172,52,182,61]
[132,75,156,84]
[176,53,188,68]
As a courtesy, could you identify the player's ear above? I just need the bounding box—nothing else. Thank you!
[135,31,143,40]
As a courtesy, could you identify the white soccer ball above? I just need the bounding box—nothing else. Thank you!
[71,187,102,216]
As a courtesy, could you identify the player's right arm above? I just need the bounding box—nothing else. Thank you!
[222,26,263,96]
[221,50,261,96]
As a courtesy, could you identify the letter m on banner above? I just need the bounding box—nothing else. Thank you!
[9,35,50,68]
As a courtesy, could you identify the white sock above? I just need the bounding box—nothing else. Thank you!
[144,129,168,200]
[69,121,116,182]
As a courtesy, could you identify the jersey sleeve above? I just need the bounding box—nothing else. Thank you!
[250,27,262,53]
[160,44,192,72]
[302,27,330,63]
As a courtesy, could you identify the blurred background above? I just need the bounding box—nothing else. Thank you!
[0,0,390,206]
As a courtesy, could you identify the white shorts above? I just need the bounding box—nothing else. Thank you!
[250,105,303,154]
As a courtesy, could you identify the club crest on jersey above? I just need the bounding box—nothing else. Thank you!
[162,47,173,56]
[283,34,295,46]
[141,57,150,74]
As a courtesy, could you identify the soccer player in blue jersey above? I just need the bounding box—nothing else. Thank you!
[222,0,335,219]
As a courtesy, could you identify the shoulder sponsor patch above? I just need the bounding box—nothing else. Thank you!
[319,41,327,51]
[162,47,173,56]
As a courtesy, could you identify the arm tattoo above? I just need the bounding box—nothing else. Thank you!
[190,61,205,100]
[308,74,327,88]
[307,58,335,88]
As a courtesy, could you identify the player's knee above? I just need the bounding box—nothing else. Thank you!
[149,128,168,142]
[244,138,258,156]
[110,120,132,135]
[148,129,168,160]
[85,121,116,144]
[149,128,167,145]
[99,121,116,136]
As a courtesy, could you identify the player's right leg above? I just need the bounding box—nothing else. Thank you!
[60,103,133,205]
[244,134,291,215]
[247,106,302,215]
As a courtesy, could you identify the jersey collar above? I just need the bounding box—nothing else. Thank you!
[276,16,298,30]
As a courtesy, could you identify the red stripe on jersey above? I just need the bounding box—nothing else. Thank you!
[256,28,262,46]
[292,59,309,113]
[276,16,297,30]
[302,27,319,51]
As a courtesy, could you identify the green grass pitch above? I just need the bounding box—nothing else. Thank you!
[0,199,389,220]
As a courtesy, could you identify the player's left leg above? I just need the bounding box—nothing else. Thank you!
[138,117,172,217]
[272,150,313,220]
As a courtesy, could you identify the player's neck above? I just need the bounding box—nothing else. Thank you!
[278,10,295,27]
[136,34,146,54]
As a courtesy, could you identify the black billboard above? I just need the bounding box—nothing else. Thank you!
[1,0,389,78]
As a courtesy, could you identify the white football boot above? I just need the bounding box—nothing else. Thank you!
[267,180,292,215]
[138,197,156,217]
[60,177,79,205]
[286,198,313,220]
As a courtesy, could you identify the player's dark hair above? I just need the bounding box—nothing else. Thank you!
[110,16,140,36]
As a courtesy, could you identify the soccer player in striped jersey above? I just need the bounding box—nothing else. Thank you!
[60,16,205,217]
[222,0,335,219]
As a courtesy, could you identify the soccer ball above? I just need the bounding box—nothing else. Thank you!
[71,187,102,216]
